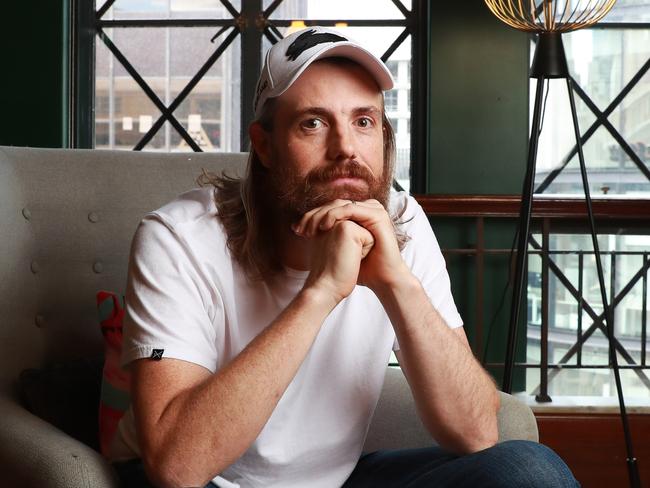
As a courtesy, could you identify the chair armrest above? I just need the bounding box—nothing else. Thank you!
[497,391,539,442]
[364,367,538,452]
[0,394,120,488]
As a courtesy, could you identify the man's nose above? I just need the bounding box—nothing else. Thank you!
[327,123,356,162]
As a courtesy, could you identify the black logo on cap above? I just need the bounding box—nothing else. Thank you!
[285,29,347,61]
[151,349,164,360]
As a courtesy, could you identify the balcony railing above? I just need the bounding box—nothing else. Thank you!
[413,194,650,399]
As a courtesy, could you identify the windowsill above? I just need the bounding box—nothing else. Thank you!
[513,393,650,414]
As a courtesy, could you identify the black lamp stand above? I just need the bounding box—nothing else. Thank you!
[500,31,640,488]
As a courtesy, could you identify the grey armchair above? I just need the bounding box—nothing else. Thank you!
[0,146,537,487]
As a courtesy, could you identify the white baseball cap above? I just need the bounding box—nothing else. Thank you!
[253,26,394,118]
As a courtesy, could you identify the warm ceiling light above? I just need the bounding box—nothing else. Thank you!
[285,20,307,35]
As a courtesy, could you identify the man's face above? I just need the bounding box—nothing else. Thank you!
[259,60,391,220]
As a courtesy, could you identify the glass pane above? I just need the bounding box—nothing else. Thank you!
[524,221,650,398]
[95,76,163,150]
[539,125,650,195]
[564,29,650,113]
[101,0,240,19]
[96,29,113,79]
[536,29,650,197]
[265,0,408,19]
[170,27,228,78]
[95,23,240,151]
[142,120,171,151]
[533,79,597,186]
[604,1,650,23]
[110,28,167,100]
[173,66,224,151]
[170,0,240,15]
[385,37,411,192]
[104,0,168,19]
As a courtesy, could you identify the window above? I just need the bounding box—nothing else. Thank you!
[534,2,650,198]
[83,0,428,191]
[526,2,650,398]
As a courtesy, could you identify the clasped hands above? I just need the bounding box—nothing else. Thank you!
[292,199,409,304]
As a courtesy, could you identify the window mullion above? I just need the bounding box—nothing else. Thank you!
[240,0,264,150]
[410,0,430,193]
[72,0,96,148]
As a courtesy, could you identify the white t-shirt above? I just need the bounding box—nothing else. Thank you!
[112,187,462,487]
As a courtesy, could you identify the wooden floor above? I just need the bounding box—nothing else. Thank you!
[536,413,650,487]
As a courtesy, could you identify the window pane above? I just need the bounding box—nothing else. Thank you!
[170,0,241,15]
[265,0,408,19]
[102,0,240,19]
[95,65,164,150]
[605,1,650,22]
[534,28,650,197]
[104,0,168,19]
[94,16,240,151]
[525,231,650,397]
[95,1,411,167]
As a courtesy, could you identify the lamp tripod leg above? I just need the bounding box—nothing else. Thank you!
[566,77,641,488]
[502,76,546,393]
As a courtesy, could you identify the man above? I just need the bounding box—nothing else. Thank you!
[111,27,578,488]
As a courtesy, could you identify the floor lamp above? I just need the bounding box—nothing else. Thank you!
[483,1,640,486]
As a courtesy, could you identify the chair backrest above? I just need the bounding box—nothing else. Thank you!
[0,146,247,389]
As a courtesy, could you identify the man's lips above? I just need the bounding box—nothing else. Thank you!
[320,176,368,187]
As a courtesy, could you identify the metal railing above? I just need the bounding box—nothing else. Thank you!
[414,194,650,398]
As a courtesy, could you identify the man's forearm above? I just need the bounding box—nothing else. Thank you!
[374,271,499,455]
[135,287,337,488]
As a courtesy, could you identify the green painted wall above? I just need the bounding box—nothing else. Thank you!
[427,3,530,390]
[428,2,529,195]
[0,1,68,148]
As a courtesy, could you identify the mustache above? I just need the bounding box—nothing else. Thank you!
[304,160,373,189]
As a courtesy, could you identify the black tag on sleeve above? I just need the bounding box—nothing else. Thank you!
[150,349,164,360]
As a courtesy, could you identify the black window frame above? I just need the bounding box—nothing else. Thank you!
[71,0,431,193]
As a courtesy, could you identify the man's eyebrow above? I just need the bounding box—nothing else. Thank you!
[294,106,382,118]
[296,106,331,118]
[351,106,382,117]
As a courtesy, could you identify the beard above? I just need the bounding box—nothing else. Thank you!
[265,156,392,222]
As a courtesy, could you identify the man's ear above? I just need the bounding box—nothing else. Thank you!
[249,122,272,169]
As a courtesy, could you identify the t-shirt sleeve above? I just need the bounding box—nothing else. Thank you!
[121,214,219,373]
[393,195,464,351]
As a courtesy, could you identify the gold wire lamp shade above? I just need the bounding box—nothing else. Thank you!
[484,0,616,77]
[484,0,616,33]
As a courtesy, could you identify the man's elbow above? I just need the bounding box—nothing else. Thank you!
[466,390,500,452]
[142,450,218,488]
[447,394,500,455]
[460,423,499,454]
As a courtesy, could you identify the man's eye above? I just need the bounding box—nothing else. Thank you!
[356,117,374,128]
[301,118,323,129]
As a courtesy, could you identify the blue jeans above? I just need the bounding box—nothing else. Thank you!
[343,440,579,487]
[114,440,578,487]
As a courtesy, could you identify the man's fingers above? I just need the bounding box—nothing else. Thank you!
[315,201,385,236]
[296,199,355,237]
[360,232,375,259]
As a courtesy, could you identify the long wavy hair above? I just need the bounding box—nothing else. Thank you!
[198,61,409,282]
